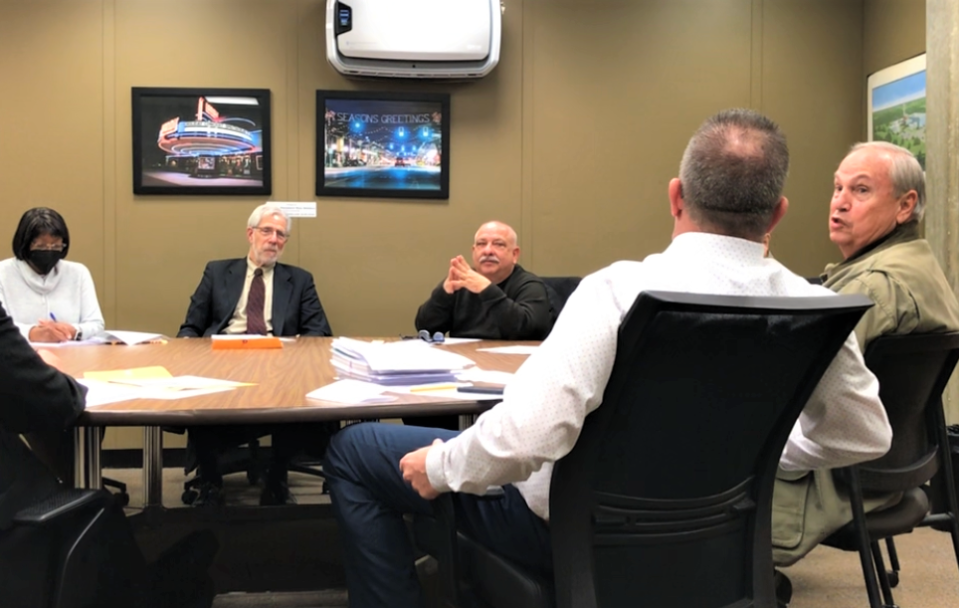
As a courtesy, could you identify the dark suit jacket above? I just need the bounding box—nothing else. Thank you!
[0,301,86,530]
[177,258,333,338]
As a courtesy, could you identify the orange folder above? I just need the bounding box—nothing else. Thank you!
[211,337,283,350]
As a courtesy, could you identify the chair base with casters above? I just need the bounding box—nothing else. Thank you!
[180,440,265,505]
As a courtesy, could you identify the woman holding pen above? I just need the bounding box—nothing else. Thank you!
[0,207,104,343]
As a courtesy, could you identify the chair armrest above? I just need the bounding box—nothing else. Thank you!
[12,488,108,526]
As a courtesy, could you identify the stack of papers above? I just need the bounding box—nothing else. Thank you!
[331,337,476,385]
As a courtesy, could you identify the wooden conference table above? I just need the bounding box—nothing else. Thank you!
[55,337,532,512]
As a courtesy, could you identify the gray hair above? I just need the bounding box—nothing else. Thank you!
[847,141,925,221]
[247,203,291,233]
[678,108,790,240]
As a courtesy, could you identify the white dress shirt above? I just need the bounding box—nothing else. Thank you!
[425,232,892,521]
[224,258,275,335]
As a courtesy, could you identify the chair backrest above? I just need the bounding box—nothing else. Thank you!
[549,290,872,608]
[541,276,582,320]
[856,332,959,493]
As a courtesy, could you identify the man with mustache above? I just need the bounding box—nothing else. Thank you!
[820,141,959,350]
[413,220,553,429]
[415,220,552,342]
[771,142,959,572]
[177,203,334,507]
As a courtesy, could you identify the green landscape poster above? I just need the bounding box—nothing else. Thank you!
[871,70,926,169]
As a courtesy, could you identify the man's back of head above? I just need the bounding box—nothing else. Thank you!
[677,109,790,241]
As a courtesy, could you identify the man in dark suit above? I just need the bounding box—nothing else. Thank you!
[177,203,334,507]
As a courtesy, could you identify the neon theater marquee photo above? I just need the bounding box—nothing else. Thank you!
[132,88,272,195]
[315,90,451,200]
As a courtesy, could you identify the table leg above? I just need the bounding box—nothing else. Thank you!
[74,427,86,488]
[73,427,102,489]
[86,427,102,489]
[458,414,477,430]
[143,426,164,508]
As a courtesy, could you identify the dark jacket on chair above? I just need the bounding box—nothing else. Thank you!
[177,258,332,338]
[0,301,86,530]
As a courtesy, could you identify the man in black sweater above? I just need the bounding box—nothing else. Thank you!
[415,220,552,340]
[412,221,552,429]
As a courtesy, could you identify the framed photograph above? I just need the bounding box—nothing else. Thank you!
[132,87,272,195]
[867,53,926,169]
[316,90,450,199]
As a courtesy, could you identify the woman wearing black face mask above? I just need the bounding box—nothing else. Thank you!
[0,207,104,344]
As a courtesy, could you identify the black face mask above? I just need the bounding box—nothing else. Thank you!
[28,250,63,275]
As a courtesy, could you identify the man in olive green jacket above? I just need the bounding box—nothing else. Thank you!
[773,141,959,568]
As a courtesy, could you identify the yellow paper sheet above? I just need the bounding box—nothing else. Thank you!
[83,366,172,381]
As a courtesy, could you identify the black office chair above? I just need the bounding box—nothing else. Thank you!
[171,426,332,505]
[541,276,581,321]
[419,290,873,608]
[822,332,959,608]
[3,487,218,608]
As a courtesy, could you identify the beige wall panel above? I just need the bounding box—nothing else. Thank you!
[760,0,864,277]
[864,0,926,78]
[0,0,105,301]
[112,0,302,336]
[294,1,525,336]
[526,0,753,278]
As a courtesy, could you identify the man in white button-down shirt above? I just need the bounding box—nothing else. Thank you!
[324,109,892,608]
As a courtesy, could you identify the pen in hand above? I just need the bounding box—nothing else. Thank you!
[49,312,57,322]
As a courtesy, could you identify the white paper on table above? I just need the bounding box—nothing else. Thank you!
[29,339,106,348]
[99,330,166,345]
[306,379,397,405]
[433,338,482,345]
[76,379,148,407]
[143,386,237,400]
[456,368,515,385]
[106,375,251,391]
[476,345,539,355]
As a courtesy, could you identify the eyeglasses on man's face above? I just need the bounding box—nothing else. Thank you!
[255,226,289,242]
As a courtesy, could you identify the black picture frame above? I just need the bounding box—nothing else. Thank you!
[316,90,450,199]
[132,87,272,195]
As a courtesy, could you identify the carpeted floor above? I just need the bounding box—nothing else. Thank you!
[108,466,959,607]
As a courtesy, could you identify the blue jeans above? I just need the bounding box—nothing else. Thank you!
[324,422,552,608]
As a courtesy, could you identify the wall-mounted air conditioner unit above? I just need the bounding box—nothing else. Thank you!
[326,0,502,79]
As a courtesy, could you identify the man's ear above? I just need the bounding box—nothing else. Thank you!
[896,190,918,224]
[767,197,789,233]
[668,178,684,219]
[246,227,255,245]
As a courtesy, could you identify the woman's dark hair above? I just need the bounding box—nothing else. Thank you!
[12,207,70,260]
